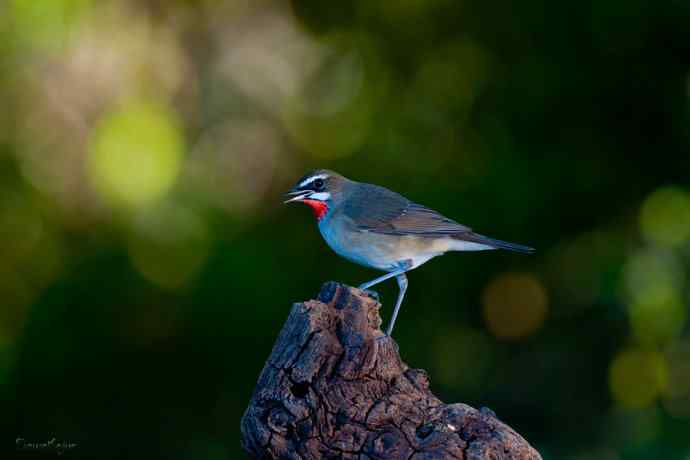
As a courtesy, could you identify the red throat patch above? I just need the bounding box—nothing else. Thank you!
[302,199,329,221]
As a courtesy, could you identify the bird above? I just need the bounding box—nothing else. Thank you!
[284,170,534,336]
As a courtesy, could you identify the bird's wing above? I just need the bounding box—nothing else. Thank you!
[343,183,473,236]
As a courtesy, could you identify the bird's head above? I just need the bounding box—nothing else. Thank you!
[284,170,347,221]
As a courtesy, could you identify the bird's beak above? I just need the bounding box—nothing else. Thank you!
[283,189,312,203]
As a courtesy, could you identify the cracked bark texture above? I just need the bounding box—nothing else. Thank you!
[241,282,542,460]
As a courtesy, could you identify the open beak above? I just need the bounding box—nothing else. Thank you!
[283,189,312,203]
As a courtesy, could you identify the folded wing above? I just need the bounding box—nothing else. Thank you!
[343,183,472,236]
[343,183,535,254]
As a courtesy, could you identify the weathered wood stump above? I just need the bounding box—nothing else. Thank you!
[241,282,542,459]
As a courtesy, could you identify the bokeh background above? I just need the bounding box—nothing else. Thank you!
[2,0,690,458]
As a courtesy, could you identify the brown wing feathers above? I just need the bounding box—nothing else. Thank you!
[342,181,534,253]
[344,183,472,236]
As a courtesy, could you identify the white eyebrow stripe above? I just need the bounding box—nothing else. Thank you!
[299,174,329,188]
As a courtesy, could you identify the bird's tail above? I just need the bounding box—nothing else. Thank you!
[455,233,535,254]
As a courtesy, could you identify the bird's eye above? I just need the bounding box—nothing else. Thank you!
[313,178,325,190]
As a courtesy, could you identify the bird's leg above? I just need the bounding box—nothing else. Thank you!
[359,260,412,291]
[358,270,401,290]
[386,273,408,336]
[359,271,400,302]
[359,261,412,337]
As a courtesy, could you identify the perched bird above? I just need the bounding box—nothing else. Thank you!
[285,170,534,336]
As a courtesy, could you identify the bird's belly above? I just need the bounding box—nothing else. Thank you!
[319,223,451,272]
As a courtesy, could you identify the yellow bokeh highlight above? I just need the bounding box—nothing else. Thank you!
[621,248,686,346]
[629,284,686,346]
[88,101,184,209]
[639,186,690,248]
[609,349,668,409]
[622,248,683,305]
[482,273,548,340]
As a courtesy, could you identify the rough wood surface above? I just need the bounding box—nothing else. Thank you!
[241,282,542,459]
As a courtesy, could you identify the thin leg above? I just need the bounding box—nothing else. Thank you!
[386,273,408,336]
[359,270,402,290]
[359,260,412,291]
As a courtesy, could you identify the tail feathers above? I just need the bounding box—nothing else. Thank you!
[461,233,535,254]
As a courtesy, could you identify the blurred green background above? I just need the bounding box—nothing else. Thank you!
[2,0,690,458]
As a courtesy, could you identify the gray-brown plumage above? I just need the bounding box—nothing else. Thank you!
[285,169,534,335]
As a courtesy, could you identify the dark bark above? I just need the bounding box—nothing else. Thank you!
[241,282,542,459]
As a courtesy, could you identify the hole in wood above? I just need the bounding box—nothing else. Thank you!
[290,382,309,398]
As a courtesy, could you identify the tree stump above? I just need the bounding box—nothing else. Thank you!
[241,282,542,459]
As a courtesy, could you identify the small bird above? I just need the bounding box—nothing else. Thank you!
[285,170,534,336]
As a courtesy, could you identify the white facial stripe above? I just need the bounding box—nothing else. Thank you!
[307,192,331,201]
[298,174,329,188]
